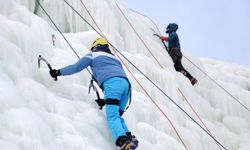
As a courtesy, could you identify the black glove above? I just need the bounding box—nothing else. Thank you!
[95,99,105,110]
[49,69,61,79]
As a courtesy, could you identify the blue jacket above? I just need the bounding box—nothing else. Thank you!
[60,46,127,86]
[167,23,181,50]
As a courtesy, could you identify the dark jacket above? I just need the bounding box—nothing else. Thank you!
[167,23,181,51]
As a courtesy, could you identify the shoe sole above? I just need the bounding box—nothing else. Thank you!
[121,143,132,150]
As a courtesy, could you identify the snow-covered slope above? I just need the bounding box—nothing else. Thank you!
[0,0,249,150]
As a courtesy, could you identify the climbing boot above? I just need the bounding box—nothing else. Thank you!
[126,132,138,150]
[190,78,198,85]
[116,136,131,150]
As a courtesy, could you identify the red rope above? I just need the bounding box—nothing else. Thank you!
[79,0,188,149]
[178,89,223,150]
[115,2,164,68]
[122,5,224,149]
[119,5,223,149]
[114,3,224,149]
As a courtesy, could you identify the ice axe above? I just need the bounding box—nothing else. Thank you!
[38,55,57,81]
[153,34,169,51]
[151,28,169,51]
[153,33,160,38]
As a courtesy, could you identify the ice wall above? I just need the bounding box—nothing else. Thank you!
[0,0,249,150]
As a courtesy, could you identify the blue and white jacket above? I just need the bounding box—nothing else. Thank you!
[60,46,128,86]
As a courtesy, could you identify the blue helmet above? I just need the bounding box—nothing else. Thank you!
[166,23,178,33]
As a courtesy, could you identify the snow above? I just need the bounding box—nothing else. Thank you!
[0,0,250,150]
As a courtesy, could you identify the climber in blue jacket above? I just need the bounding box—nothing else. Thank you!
[159,23,198,85]
[49,37,138,150]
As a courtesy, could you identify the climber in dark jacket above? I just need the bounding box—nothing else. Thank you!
[159,23,198,85]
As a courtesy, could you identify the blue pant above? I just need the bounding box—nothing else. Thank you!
[103,77,130,143]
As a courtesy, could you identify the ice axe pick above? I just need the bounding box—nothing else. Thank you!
[38,55,57,81]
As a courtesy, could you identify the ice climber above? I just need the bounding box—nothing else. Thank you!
[49,37,138,150]
[156,23,198,85]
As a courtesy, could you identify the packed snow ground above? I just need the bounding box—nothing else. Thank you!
[0,0,250,150]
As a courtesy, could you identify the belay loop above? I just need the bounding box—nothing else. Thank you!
[88,77,105,110]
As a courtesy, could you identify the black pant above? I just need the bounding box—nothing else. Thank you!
[170,48,193,80]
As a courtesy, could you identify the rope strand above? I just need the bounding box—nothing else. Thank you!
[129,4,249,113]
[115,2,164,68]
[178,89,223,150]
[184,56,250,112]
[114,2,224,150]
[125,8,225,150]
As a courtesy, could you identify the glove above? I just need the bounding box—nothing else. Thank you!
[160,36,168,41]
[95,99,105,110]
[49,69,61,79]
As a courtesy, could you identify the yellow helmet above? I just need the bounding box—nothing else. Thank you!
[91,37,108,50]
